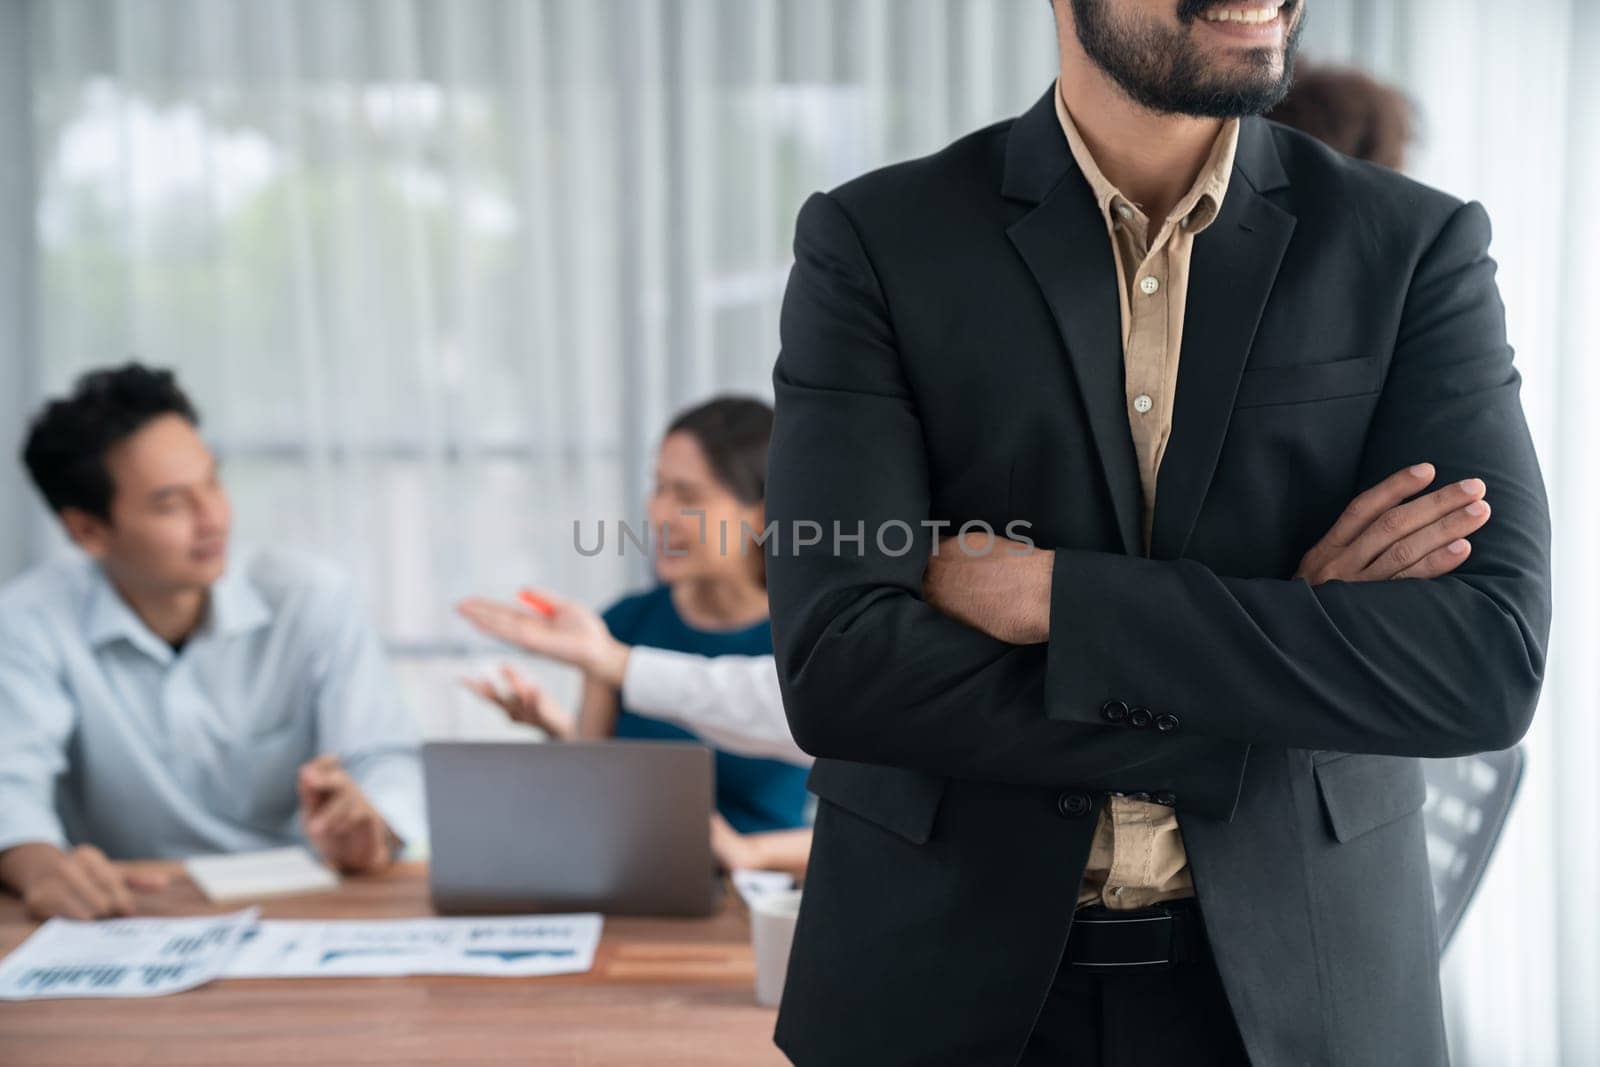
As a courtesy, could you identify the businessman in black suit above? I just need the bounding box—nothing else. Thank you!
[764,0,1551,1063]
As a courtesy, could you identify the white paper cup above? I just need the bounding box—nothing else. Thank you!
[749,887,804,1007]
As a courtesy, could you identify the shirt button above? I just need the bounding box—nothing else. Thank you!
[1116,203,1134,220]
[1139,275,1161,296]
[1132,393,1153,414]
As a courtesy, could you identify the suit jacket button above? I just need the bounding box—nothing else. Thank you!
[1057,791,1094,818]
[1128,706,1153,728]
[1155,712,1180,733]
[1100,699,1129,724]
[1155,791,1178,807]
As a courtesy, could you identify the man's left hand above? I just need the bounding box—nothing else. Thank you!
[297,754,399,874]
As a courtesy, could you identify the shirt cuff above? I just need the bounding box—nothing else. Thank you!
[348,752,428,858]
[0,799,70,858]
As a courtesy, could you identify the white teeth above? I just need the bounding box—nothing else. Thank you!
[1202,5,1281,23]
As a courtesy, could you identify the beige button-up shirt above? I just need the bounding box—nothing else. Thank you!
[1053,80,1240,910]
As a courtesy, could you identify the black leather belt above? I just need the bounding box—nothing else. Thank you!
[1066,898,1208,971]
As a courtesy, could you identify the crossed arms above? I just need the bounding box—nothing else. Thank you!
[764,192,1551,811]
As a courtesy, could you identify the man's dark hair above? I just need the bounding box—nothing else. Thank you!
[21,363,200,520]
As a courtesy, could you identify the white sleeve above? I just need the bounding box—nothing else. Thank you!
[620,649,813,767]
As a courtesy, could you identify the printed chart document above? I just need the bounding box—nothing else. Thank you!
[185,847,339,902]
[224,914,605,979]
[0,908,259,1001]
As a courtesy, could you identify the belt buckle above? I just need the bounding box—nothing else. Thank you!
[1067,908,1177,971]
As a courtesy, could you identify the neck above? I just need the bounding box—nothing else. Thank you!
[107,569,209,645]
[672,575,768,631]
[1056,33,1224,222]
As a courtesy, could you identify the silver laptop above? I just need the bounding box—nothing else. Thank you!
[423,739,718,917]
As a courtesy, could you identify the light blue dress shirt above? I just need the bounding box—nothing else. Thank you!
[0,547,426,861]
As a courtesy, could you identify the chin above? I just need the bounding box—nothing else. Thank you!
[189,550,230,584]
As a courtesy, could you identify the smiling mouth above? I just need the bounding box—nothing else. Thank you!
[1198,1,1286,25]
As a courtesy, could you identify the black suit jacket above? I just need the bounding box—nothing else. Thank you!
[764,86,1551,1066]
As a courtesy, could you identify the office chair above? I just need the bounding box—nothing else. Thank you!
[1422,746,1525,953]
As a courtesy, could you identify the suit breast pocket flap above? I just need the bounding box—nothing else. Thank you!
[1235,354,1383,409]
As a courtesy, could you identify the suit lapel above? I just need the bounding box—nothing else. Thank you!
[1001,94,1297,561]
[1149,122,1296,561]
[1008,191,1145,558]
[1003,87,1143,557]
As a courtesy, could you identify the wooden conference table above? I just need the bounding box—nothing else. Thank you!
[0,861,787,1066]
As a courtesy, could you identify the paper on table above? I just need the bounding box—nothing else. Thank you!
[185,847,339,902]
[223,914,604,979]
[0,908,259,1001]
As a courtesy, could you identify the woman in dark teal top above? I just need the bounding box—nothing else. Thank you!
[459,396,812,875]
[602,585,806,834]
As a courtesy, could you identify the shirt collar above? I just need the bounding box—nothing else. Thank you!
[202,553,272,639]
[83,551,271,662]
[1053,77,1240,236]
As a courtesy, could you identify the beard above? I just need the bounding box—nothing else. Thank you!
[1070,0,1305,117]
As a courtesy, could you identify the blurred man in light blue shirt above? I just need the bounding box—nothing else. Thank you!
[0,364,424,920]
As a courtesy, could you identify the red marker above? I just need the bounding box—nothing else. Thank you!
[518,590,557,618]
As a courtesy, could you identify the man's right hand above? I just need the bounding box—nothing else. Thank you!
[1295,462,1491,585]
[0,842,171,921]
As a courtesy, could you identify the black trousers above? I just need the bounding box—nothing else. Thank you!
[1016,928,1252,1066]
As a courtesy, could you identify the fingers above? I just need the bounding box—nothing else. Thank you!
[1316,463,1437,551]
[501,665,543,716]
[74,845,135,916]
[307,791,366,839]
[1364,495,1490,580]
[116,862,173,893]
[54,851,115,918]
[1300,464,1491,585]
[1390,537,1474,580]
[456,598,543,646]
[306,789,390,873]
[27,883,94,921]
[300,757,353,824]
[1354,486,1488,580]
[459,674,517,716]
[297,753,343,805]
[298,754,347,794]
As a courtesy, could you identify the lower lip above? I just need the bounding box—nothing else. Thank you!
[1197,9,1286,42]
